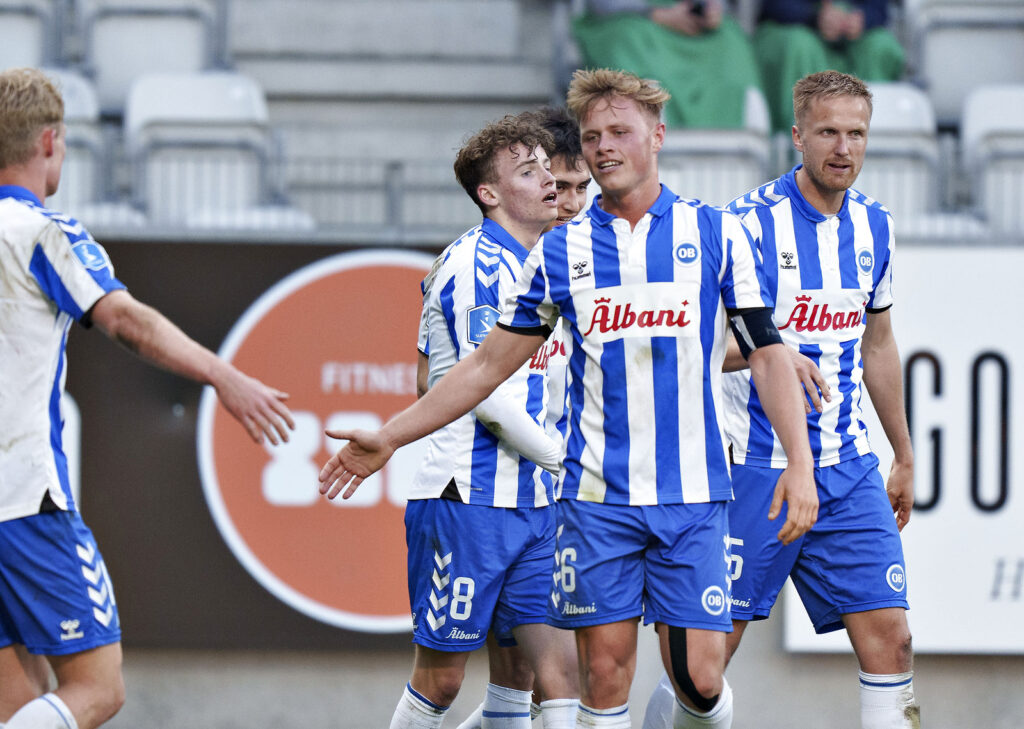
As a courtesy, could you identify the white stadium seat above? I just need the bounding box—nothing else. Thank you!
[857,82,941,218]
[0,0,64,68]
[904,0,1024,127]
[125,71,270,225]
[78,0,222,114]
[961,84,1024,233]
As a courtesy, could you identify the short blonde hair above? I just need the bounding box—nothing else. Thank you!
[566,68,669,125]
[0,67,64,169]
[792,70,872,128]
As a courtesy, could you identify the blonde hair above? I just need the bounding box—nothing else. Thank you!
[566,68,669,125]
[792,70,872,128]
[0,67,64,169]
[454,113,554,215]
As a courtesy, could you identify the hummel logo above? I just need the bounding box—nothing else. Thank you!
[571,260,592,281]
[780,251,797,270]
[60,619,84,641]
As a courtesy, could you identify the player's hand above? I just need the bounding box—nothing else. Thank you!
[886,459,914,531]
[769,465,818,545]
[817,1,846,42]
[843,8,865,40]
[698,0,723,30]
[318,429,395,500]
[215,370,295,445]
[789,349,831,414]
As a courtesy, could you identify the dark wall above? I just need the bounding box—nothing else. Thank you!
[65,240,436,651]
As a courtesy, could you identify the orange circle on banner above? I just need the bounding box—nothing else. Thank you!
[198,251,435,632]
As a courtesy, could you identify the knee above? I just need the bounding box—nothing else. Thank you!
[418,669,464,707]
[683,666,723,702]
[91,673,126,725]
[893,629,914,671]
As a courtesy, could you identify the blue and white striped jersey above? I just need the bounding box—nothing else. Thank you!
[498,186,773,506]
[723,166,895,467]
[411,218,557,508]
[0,186,125,522]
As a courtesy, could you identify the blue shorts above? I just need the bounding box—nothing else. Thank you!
[549,500,732,632]
[0,510,121,655]
[405,498,555,652]
[728,453,909,633]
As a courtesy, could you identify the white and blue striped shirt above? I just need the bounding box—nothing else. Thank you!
[499,186,773,506]
[0,185,125,522]
[724,166,895,467]
[411,218,556,508]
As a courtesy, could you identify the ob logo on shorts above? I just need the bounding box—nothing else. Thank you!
[701,585,728,616]
[197,251,434,633]
[886,564,906,593]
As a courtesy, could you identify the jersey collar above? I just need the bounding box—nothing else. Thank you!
[0,185,42,206]
[588,184,677,227]
[780,165,850,223]
[480,217,532,263]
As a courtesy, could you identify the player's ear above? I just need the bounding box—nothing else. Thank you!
[792,124,803,153]
[39,126,55,157]
[651,121,666,154]
[477,182,499,209]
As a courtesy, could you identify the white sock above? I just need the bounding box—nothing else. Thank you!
[461,696,544,727]
[641,672,675,729]
[671,677,732,728]
[481,683,533,728]
[5,694,78,729]
[577,702,631,728]
[539,698,579,729]
[390,683,449,729]
[457,701,485,729]
[859,671,920,729]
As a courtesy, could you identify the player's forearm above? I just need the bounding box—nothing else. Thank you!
[749,344,814,470]
[380,329,540,452]
[864,343,914,465]
[476,390,562,473]
[94,291,222,386]
[722,333,748,372]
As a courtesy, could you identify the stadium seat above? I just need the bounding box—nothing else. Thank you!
[904,0,1024,127]
[77,0,223,114]
[961,84,1024,234]
[855,82,941,219]
[124,71,305,228]
[658,87,772,206]
[0,0,64,68]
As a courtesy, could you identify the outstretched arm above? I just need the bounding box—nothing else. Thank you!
[748,342,818,544]
[319,326,547,499]
[863,309,914,530]
[89,289,294,445]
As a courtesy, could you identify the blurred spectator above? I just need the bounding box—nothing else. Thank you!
[755,0,905,131]
[572,0,763,128]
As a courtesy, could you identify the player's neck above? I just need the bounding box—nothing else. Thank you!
[597,177,661,230]
[486,211,547,251]
[0,162,47,202]
[795,167,844,216]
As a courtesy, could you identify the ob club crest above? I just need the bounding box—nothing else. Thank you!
[674,241,700,266]
[856,248,874,275]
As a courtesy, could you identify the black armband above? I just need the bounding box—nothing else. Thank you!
[497,321,552,338]
[728,307,782,360]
